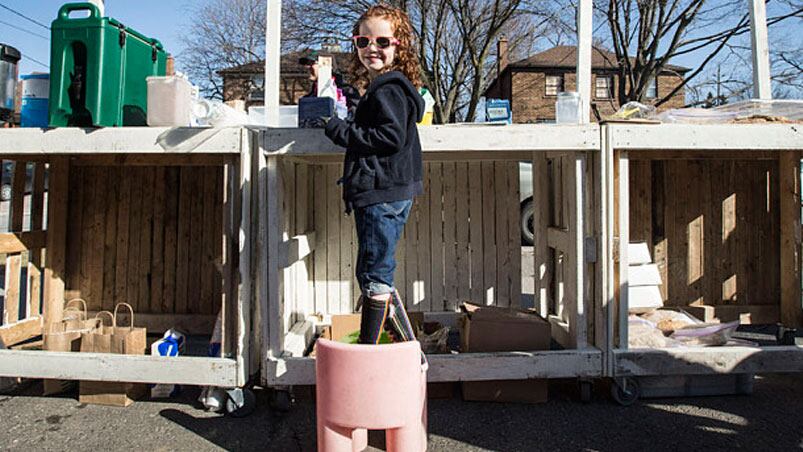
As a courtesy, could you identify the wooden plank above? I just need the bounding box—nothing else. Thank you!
[114,168,131,307]
[9,161,26,231]
[338,166,352,316]
[66,165,83,294]
[0,231,46,254]
[295,164,311,318]
[0,316,41,347]
[101,167,118,312]
[508,161,521,308]
[71,154,229,167]
[494,162,510,307]
[326,165,341,314]
[278,234,316,268]
[265,349,604,386]
[265,156,285,357]
[481,162,496,305]
[417,163,431,311]
[468,162,484,305]
[684,304,780,325]
[150,167,166,313]
[200,166,216,315]
[0,127,244,155]
[43,157,69,326]
[162,167,179,313]
[455,162,470,305]
[533,153,550,316]
[395,214,406,303]
[405,190,419,309]
[312,165,328,314]
[28,163,46,317]
[138,168,154,313]
[175,167,192,314]
[780,151,802,326]
[126,168,143,310]
[213,166,224,317]
[282,162,295,324]
[89,167,107,311]
[0,350,238,387]
[78,167,97,306]
[617,151,629,348]
[221,160,239,357]
[188,168,204,314]
[442,162,457,310]
[429,163,444,311]
[4,254,21,324]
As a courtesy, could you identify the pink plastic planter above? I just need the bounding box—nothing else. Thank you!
[315,339,428,452]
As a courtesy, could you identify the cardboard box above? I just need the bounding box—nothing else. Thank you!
[460,303,550,404]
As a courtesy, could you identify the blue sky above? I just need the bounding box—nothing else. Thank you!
[1,1,188,75]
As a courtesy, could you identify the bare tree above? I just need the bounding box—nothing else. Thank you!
[597,0,803,106]
[178,0,268,99]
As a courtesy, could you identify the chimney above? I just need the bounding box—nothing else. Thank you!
[497,36,509,76]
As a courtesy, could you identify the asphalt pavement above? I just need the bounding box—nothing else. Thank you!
[1,373,802,451]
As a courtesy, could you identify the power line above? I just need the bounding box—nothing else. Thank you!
[0,19,49,40]
[0,2,50,31]
[21,53,49,69]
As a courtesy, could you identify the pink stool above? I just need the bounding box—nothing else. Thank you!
[315,339,428,452]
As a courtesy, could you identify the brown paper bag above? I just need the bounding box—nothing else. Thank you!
[79,303,148,407]
[43,299,102,395]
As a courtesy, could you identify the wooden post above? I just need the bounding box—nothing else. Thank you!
[780,151,802,327]
[576,0,593,123]
[264,0,282,126]
[616,151,629,349]
[748,0,772,100]
[43,157,69,327]
[236,129,253,386]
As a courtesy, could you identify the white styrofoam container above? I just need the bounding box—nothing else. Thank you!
[248,105,298,127]
[147,76,193,126]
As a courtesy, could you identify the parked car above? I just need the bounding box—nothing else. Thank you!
[1,160,48,201]
[519,161,534,246]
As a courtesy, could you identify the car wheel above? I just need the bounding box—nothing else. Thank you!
[521,199,534,246]
[1,184,11,201]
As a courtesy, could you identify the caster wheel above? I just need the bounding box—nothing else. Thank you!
[579,380,593,403]
[225,388,256,418]
[270,389,293,412]
[611,378,639,406]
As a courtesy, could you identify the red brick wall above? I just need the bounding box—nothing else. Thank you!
[508,70,685,123]
[222,74,311,107]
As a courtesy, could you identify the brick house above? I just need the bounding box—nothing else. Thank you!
[218,50,352,108]
[484,44,690,123]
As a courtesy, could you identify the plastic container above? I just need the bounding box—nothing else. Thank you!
[20,73,49,127]
[555,92,581,124]
[248,105,299,127]
[0,44,20,119]
[49,2,167,126]
[147,75,192,126]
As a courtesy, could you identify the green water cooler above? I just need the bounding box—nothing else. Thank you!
[49,2,167,127]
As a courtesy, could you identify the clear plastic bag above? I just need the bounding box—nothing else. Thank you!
[610,101,657,120]
[670,320,740,346]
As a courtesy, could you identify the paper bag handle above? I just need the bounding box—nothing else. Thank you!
[113,303,135,328]
[95,310,115,327]
[64,298,88,320]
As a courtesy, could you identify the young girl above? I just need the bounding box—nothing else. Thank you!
[323,4,424,345]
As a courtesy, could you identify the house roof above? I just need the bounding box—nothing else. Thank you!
[217,50,353,77]
[508,45,690,73]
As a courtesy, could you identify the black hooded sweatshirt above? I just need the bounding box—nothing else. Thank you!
[324,71,425,213]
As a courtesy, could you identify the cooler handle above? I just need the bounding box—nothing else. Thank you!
[57,3,101,21]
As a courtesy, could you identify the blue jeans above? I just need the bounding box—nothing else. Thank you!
[353,199,413,297]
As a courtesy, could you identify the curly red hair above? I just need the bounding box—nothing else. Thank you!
[349,4,422,90]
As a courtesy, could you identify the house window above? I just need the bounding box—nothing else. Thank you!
[595,76,612,99]
[545,75,563,96]
[645,77,658,99]
[249,74,265,101]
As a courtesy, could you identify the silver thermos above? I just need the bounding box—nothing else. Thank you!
[0,43,21,123]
